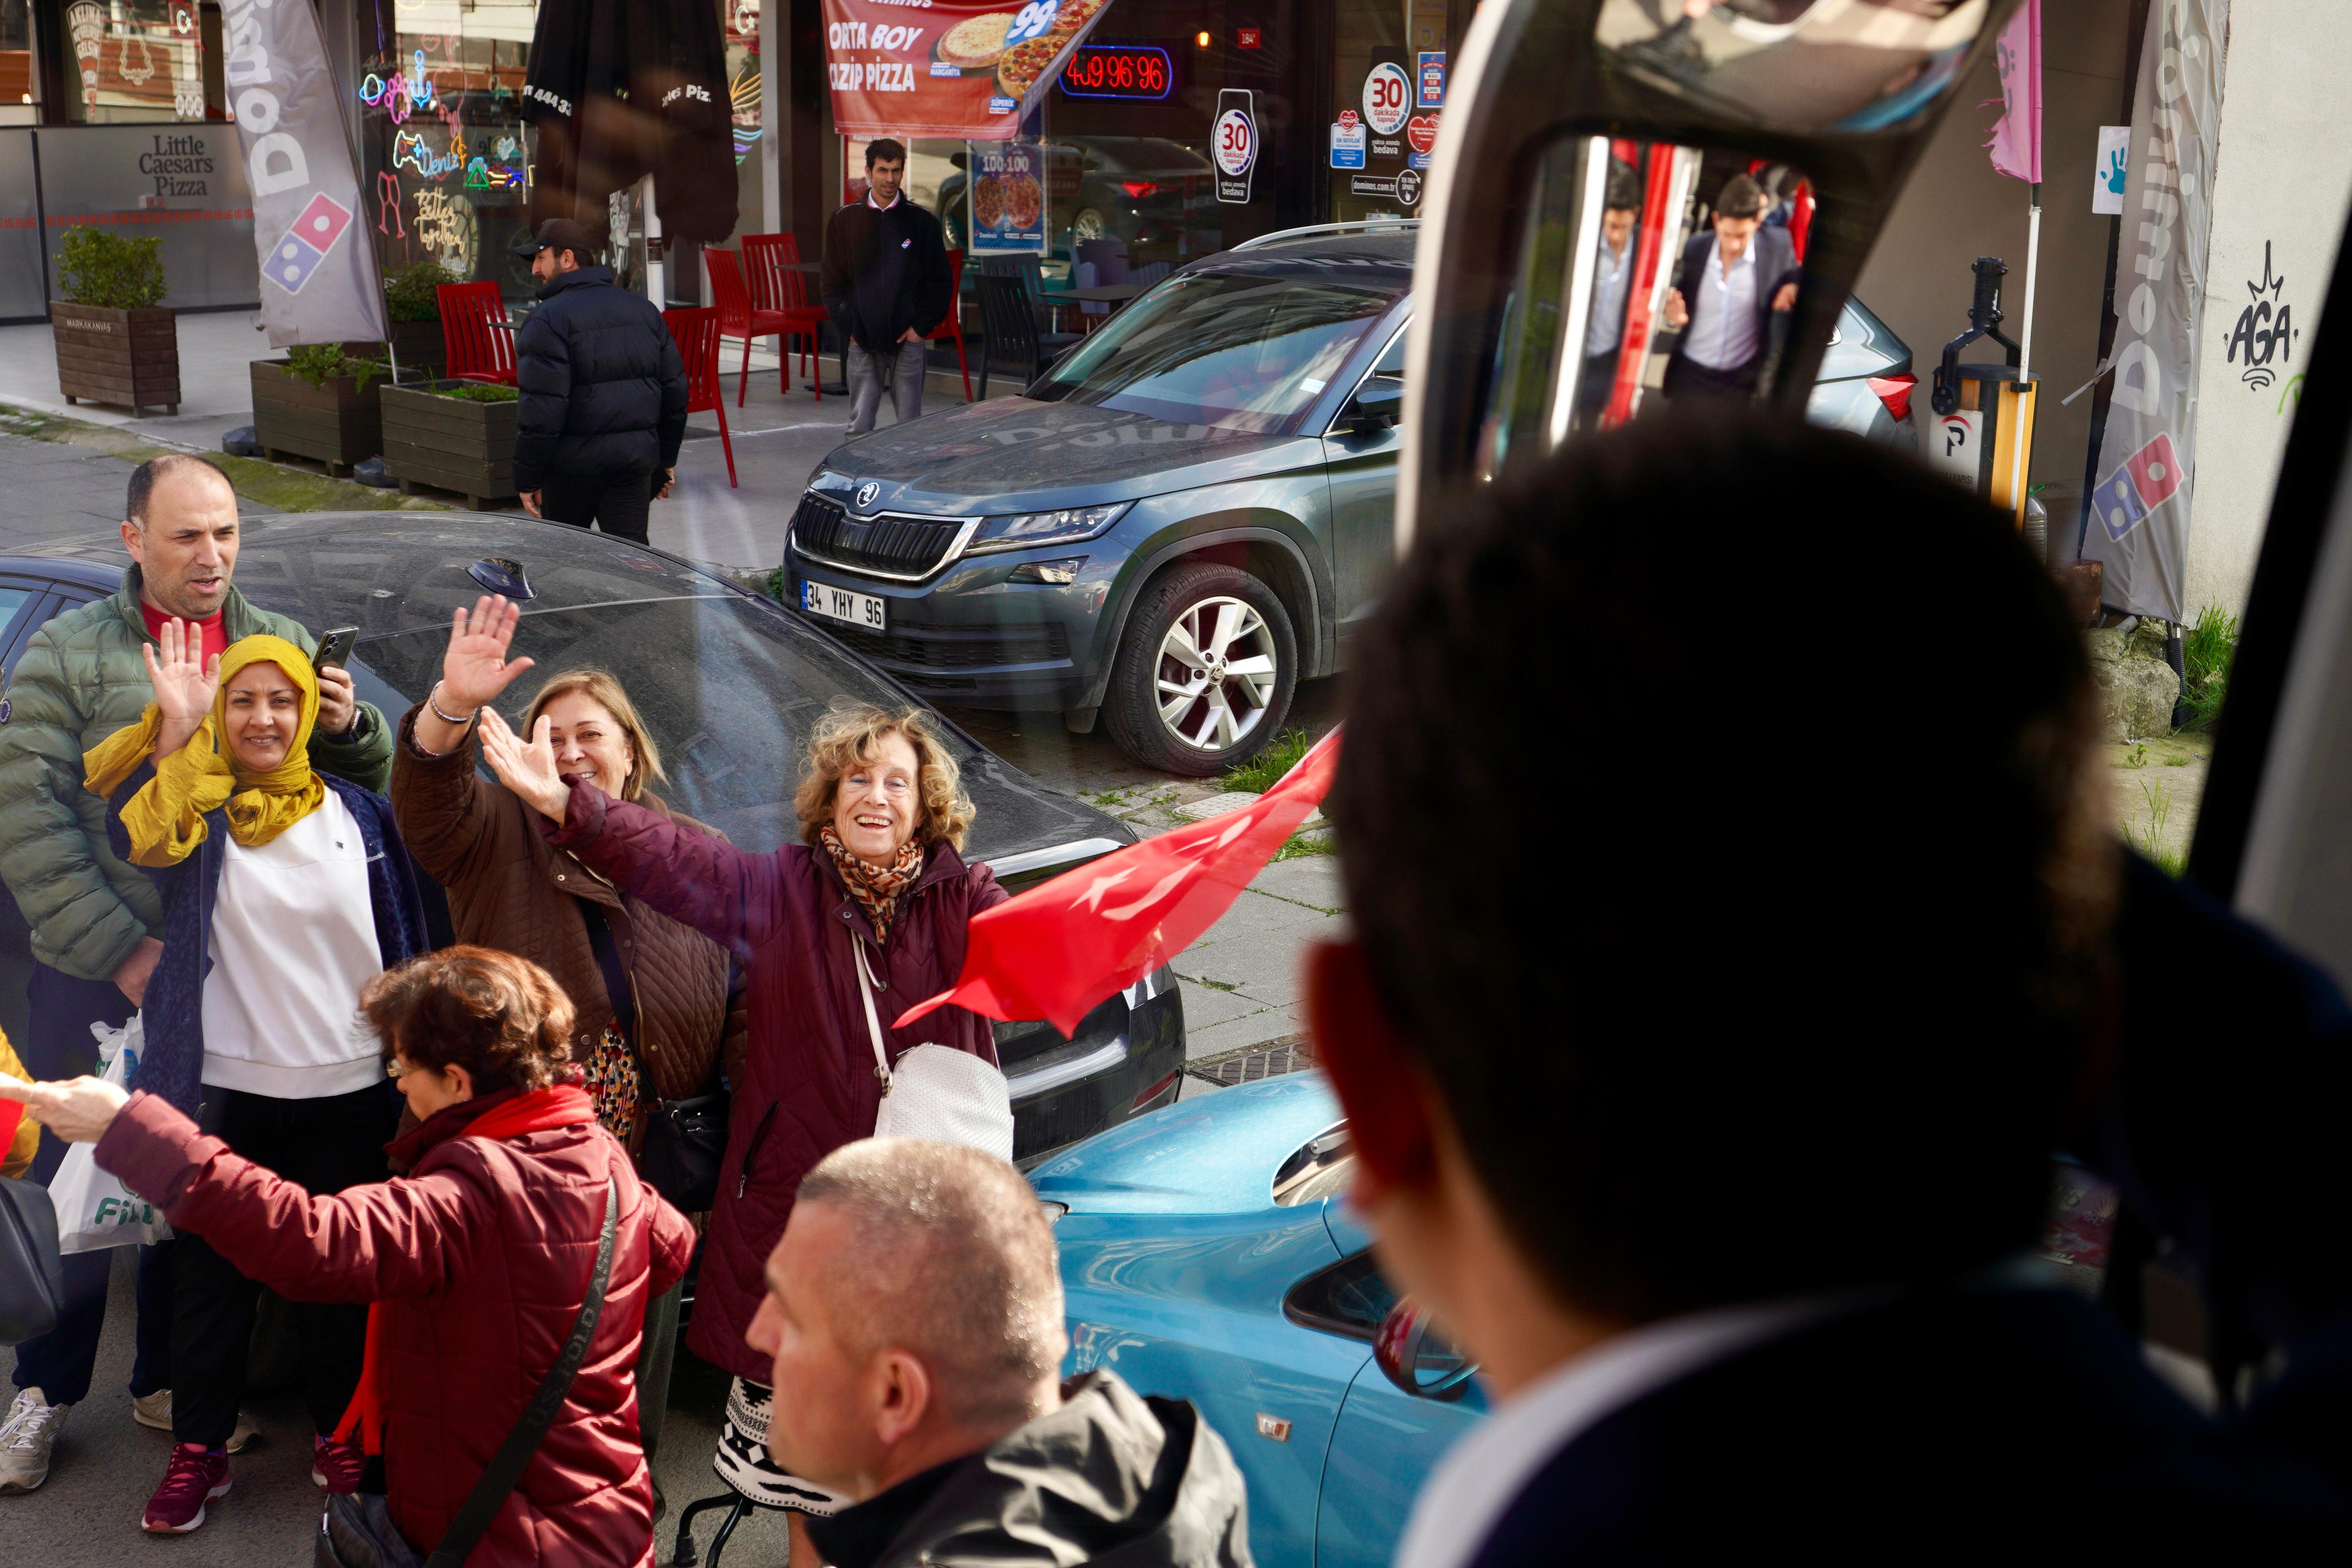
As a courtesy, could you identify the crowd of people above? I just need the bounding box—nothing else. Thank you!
[4,404,2352,1568]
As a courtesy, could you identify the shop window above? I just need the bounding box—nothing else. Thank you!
[54,0,211,124]
[1329,0,1448,227]
[355,0,536,290]
[1,0,36,120]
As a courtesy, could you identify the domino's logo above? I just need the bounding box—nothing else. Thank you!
[264,192,355,296]
[2093,431,2185,543]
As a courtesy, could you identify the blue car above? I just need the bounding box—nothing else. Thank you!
[1031,1075,1484,1568]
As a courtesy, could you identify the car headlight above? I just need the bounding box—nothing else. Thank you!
[964,502,1130,555]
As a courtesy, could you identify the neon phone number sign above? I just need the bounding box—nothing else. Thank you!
[1057,44,1174,100]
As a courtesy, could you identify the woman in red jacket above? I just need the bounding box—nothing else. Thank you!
[477,696,1007,1565]
[1,946,694,1568]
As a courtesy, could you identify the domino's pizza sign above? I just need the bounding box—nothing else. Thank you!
[264,192,354,296]
[2092,432,2185,542]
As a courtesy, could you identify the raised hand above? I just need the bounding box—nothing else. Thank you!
[142,617,219,757]
[479,707,569,822]
[1663,287,1690,331]
[441,594,536,713]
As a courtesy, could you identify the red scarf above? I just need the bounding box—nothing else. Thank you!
[334,1085,597,1454]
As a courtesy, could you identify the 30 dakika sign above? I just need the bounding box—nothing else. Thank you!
[823,0,1113,140]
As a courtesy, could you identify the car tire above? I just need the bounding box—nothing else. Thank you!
[1103,562,1297,777]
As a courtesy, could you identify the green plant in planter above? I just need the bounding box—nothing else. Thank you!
[384,260,458,323]
[285,344,385,392]
[56,227,168,310]
[435,383,519,403]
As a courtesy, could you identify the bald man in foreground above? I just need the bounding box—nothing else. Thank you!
[744,1140,1253,1568]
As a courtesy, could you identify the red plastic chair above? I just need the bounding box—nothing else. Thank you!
[742,233,831,403]
[925,248,972,402]
[437,282,517,386]
[662,306,735,489]
[706,247,798,408]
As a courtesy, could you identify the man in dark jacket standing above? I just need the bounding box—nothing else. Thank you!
[1660,173,1799,403]
[746,1140,1252,1568]
[511,219,688,544]
[821,140,952,437]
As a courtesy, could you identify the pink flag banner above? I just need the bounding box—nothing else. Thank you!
[1987,0,2042,184]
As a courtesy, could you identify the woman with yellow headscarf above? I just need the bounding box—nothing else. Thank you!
[80,620,433,1536]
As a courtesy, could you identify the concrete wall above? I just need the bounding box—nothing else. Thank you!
[2182,4,2352,623]
[1854,0,2134,515]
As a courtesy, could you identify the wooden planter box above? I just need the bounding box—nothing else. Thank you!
[345,318,445,380]
[52,302,179,416]
[250,359,397,477]
[380,380,518,510]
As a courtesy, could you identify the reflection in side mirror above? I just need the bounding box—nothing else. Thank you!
[1373,1297,1478,1400]
[1343,380,1406,435]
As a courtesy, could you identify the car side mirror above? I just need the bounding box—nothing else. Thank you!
[1340,379,1404,435]
[1373,1297,1477,1400]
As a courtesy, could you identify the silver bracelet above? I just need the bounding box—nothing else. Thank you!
[427,681,480,729]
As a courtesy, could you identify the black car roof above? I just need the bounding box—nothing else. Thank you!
[1185,229,1417,291]
[0,513,1124,865]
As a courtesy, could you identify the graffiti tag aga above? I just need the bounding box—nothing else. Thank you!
[2226,241,2298,392]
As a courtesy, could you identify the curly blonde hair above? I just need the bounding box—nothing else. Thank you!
[794,700,975,851]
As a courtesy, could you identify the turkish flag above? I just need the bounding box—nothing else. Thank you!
[897,730,1342,1038]
[0,1098,20,1154]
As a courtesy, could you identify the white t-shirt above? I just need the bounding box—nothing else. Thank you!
[198,789,387,1099]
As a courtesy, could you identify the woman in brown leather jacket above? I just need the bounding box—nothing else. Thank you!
[389,594,744,1483]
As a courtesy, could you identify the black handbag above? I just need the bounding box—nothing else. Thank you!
[638,1092,728,1212]
[316,1174,618,1568]
[577,895,730,1211]
[0,1174,66,1346]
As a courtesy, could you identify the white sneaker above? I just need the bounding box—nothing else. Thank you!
[0,1387,68,1494]
[129,1392,262,1453]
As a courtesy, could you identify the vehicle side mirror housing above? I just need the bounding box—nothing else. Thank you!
[1341,379,1405,435]
[1373,1297,1477,1400]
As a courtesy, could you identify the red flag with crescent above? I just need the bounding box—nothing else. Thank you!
[896,729,1341,1038]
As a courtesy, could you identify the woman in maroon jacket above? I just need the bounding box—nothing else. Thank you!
[2,946,694,1568]
[478,696,1007,1561]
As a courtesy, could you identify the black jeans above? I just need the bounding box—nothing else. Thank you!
[9,962,171,1406]
[1662,350,1761,402]
[541,468,656,545]
[172,1083,396,1446]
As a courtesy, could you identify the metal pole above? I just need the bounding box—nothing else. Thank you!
[2018,182,2042,384]
[642,173,664,306]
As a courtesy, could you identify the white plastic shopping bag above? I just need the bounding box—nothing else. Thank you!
[49,1017,171,1254]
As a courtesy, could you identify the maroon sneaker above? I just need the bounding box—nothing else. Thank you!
[143,1443,230,1533]
[312,1433,364,1494]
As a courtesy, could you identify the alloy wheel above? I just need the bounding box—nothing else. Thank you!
[1154,595,1279,752]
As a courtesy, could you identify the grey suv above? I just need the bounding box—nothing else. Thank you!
[786,223,1916,774]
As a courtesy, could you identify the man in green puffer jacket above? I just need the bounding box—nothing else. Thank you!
[0,454,390,1492]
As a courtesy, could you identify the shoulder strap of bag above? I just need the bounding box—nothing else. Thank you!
[853,939,892,1090]
[422,1171,620,1568]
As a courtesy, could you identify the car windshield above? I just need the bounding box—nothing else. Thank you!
[1032,271,1395,434]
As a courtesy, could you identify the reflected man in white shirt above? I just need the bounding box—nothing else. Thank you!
[1573,164,1644,427]
[1660,173,1799,402]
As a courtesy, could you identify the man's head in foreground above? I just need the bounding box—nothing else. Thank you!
[1310,412,2114,1392]
[746,1139,1067,1498]
[121,453,240,623]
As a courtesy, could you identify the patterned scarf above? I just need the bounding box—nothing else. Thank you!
[820,824,926,944]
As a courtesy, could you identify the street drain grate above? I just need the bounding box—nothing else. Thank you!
[1186,1035,1318,1087]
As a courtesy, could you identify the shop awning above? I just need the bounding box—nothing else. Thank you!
[825,0,1114,141]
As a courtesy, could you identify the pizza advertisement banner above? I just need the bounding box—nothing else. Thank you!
[969,141,1047,252]
[823,0,1115,140]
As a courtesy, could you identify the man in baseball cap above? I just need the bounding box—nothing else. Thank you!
[504,218,687,542]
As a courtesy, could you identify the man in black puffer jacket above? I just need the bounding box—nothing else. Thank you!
[510,219,688,543]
